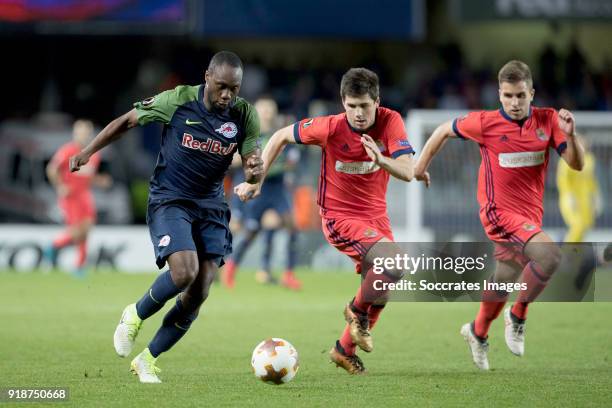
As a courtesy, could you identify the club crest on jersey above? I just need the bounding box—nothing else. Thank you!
[159,235,171,247]
[141,96,155,107]
[363,228,378,238]
[536,128,549,141]
[522,223,536,231]
[215,122,238,139]
[302,118,314,129]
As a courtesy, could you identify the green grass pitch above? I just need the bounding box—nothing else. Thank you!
[1,270,611,407]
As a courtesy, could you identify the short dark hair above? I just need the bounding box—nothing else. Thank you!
[498,60,533,88]
[340,68,379,100]
[208,50,243,71]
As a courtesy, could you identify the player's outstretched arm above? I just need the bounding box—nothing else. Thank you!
[69,109,139,172]
[361,134,414,182]
[414,120,457,187]
[234,125,295,201]
[558,109,585,171]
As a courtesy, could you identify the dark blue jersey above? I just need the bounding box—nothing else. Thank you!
[134,85,259,206]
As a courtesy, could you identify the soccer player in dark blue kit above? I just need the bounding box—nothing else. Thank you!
[69,51,263,383]
[223,96,302,290]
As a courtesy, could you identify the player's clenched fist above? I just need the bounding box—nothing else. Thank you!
[69,152,90,172]
[244,155,264,183]
[234,181,261,202]
[558,109,576,136]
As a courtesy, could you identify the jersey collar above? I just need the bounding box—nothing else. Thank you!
[499,106,532,126]
[345,109,378,135]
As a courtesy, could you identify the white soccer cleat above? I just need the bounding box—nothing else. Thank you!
[504,308,526,356]
[130,348,162,384]
[460,322,490,370]
[114,303,142,357]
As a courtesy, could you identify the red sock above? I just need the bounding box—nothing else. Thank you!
[353,268,395,311]
[511,261,550,320]
[76,241,87,268]
[53,232,73,249]
[367,304,385,330]
[474,289,508,338]
[338,324,356,356]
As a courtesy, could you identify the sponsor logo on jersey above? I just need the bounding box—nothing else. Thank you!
[500,135,509,142]
[159,235,171,247]
[363,228,378,238]
[182,133,236,155]
[215,122,238,138]
[302,118,314,129]
[141,96,155,107]
[341,143,350,152]
[335,160,380,175]
[498,151,545,168]
[536,128,549,141]
[523,223,536,231]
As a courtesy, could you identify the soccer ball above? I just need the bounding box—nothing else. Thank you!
[251,338,299,384]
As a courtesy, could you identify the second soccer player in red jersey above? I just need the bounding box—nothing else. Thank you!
[236,68,426,374]
[415,60,585,370]
[45,119,111,276]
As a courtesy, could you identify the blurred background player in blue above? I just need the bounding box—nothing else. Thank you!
[223,96,302,290]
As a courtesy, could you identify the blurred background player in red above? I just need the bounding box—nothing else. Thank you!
[45,119,111,276]
[236,68,427,374]
[223,95,302,290]
[416,60,584,370]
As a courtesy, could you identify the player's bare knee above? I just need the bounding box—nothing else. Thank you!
[536,246,562,275]
[171,264,199,289]
[378,266,404,281]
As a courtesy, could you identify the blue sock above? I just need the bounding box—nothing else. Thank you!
[232,233,256,264]
[287,231,297,270]
[148,298,197,357]
[135,270,181,320]
[262,229,275,271]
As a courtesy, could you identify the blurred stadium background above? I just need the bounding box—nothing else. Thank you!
[0,0,611,272]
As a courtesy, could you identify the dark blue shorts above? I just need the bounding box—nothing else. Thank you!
[243,177,291,231]
[147,199,232,269]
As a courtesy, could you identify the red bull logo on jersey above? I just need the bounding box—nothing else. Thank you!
[182,133,236,155]
[214,122,238,139]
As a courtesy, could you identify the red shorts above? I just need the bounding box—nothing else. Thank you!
[322,216,394,274]
[59,193,96,225]
[480,209,541,266]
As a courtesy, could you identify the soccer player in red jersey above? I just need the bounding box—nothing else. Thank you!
[415,60,585,370]
[45,119,110,276]
[236,68,426,374]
